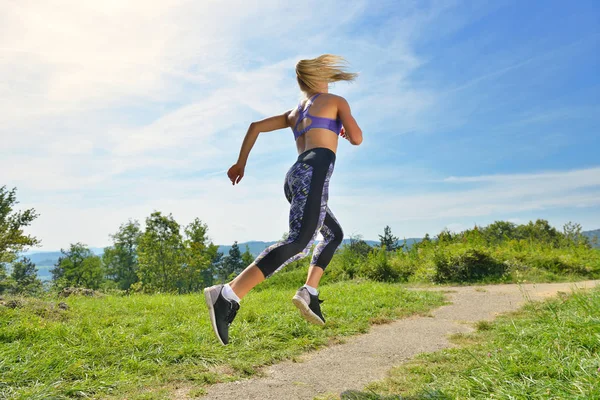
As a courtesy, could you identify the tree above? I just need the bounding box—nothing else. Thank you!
[221,241,244,281]
[137,211,185,293]
[181,218,214,293]
[379,225,400,251]
[0,264,12,294]
[515,219,561,246]
[210,249,224,284]
[10,257,43,295]
[50,243,104,290]
[199,243,220,288]
[103,220,142,291]
[348,233,372,257]
[0,186,40,293]
[436,228,456,244]
[241,245,254,268]
[481,221,517,244]
[562,221,589,248]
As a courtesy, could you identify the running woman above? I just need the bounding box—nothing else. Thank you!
[204,54,363,345]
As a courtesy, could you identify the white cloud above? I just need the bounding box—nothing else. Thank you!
[17,164,600,250]
[335,167,600,237]
[4,1,599,251]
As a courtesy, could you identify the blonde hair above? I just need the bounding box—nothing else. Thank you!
[296,54,358,93]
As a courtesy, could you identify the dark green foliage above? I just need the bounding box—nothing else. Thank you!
[478,220,517,244]
[136,212,185,293]
[9,257,43,295]
[50,243,104,290]
[181,218,215,292]
[514,219,563,246]
[241,244,254,267]
[364,247,399,282]
[0,186,40,265]
[0,264,10,294]
[102,220,142,291]
[221,241,244,281]
[349,234,373,258]
[0,186,40,294]
[209,250,224,286]
[262,220,600,287]
[379,225,400,251]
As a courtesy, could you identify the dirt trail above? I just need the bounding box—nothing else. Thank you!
[190,280,599,400]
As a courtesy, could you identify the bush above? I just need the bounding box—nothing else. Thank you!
[388,252,416,282]
[526,254,569,275]
[433,246,507,283]
[362,247,399,282]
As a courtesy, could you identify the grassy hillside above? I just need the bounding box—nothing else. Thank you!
[0,282,444,399]
[343,286,600,400]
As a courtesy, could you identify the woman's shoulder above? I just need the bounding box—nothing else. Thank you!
[322,93,352,111]
[323,92,344,100]
[320,93,348,107]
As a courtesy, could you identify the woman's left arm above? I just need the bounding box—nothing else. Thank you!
[228,111,291,185]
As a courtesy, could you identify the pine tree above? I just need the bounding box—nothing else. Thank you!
[10,257,43,295]
[211,249,224,284]
[379,225,400,251]
[221,241,244,280]
[241,245,254,268]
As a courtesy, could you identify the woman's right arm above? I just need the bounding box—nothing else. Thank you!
[228,111,291,185]
[337,97,363,145]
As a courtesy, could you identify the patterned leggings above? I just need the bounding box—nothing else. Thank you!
[255,147,344,278]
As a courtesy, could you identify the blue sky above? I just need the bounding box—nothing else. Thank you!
[2,0,599,251]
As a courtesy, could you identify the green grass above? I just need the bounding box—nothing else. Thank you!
[0,281,445,399]
[345,287,600,400]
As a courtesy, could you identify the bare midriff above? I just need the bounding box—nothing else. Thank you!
[294,128,339,155]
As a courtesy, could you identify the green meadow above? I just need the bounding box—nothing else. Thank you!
[2,192,600,400]
[0,281,444,399]
[340,286,600,400]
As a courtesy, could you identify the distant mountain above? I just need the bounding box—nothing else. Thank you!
[217,238,421,256]
[583,229,600,248]
[218,241,276,257]
[24,247,104,258]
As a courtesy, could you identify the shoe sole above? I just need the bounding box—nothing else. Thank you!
[204,288,226,346]
[292,295,325,326]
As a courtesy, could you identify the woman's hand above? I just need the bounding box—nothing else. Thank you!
[340,127,349,140]
[227,163,245,185]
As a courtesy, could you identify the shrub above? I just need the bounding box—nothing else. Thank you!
[433,246,507,283]
[362,247,399,282]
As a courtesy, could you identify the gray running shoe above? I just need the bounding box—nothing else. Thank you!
[292,287,325,325]
[204,284,239,345]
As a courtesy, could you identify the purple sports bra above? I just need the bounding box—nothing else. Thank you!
[293,93,343,140]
